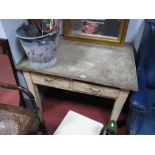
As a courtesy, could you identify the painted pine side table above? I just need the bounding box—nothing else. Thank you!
[16,39,138,133]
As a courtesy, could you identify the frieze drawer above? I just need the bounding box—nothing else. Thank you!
[73,81,119,99]
[31,73,70,90]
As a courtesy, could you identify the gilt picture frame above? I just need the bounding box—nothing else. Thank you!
[63,19,129,46]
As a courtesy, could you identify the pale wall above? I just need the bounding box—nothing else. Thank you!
[0,20,7,39]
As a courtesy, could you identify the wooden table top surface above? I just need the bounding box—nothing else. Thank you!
[16,39,138,91]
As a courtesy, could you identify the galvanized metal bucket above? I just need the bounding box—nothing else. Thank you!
[16,23,59,69]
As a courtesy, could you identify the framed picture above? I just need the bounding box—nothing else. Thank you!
[64,19,129,46]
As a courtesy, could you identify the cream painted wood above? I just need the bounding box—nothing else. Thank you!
[23,70,129,126]
[31,73,70,90]
[73,81,120,99]
[23,71,42,111]
[110,90,129,121]
[16,39,137,128]
[24,71,129,123]
[31,72,120,99]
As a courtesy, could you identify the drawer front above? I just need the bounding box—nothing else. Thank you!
[73,81,119,99]
[31,73,70,90]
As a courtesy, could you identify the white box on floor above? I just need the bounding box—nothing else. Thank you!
[53,110,104,135]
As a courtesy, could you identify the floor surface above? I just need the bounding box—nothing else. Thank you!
[41,87,127,135]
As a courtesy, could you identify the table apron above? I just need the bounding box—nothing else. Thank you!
[31,72,120,99]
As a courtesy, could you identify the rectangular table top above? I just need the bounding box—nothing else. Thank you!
[16,39,138,91]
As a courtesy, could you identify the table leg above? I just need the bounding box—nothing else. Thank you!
[23,71,42,111]
[103,90,129,134]
[110,90,129,121]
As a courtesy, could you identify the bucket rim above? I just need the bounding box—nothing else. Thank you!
[15,26,58,40]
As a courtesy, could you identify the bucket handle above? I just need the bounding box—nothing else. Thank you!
[15,28,58,40]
